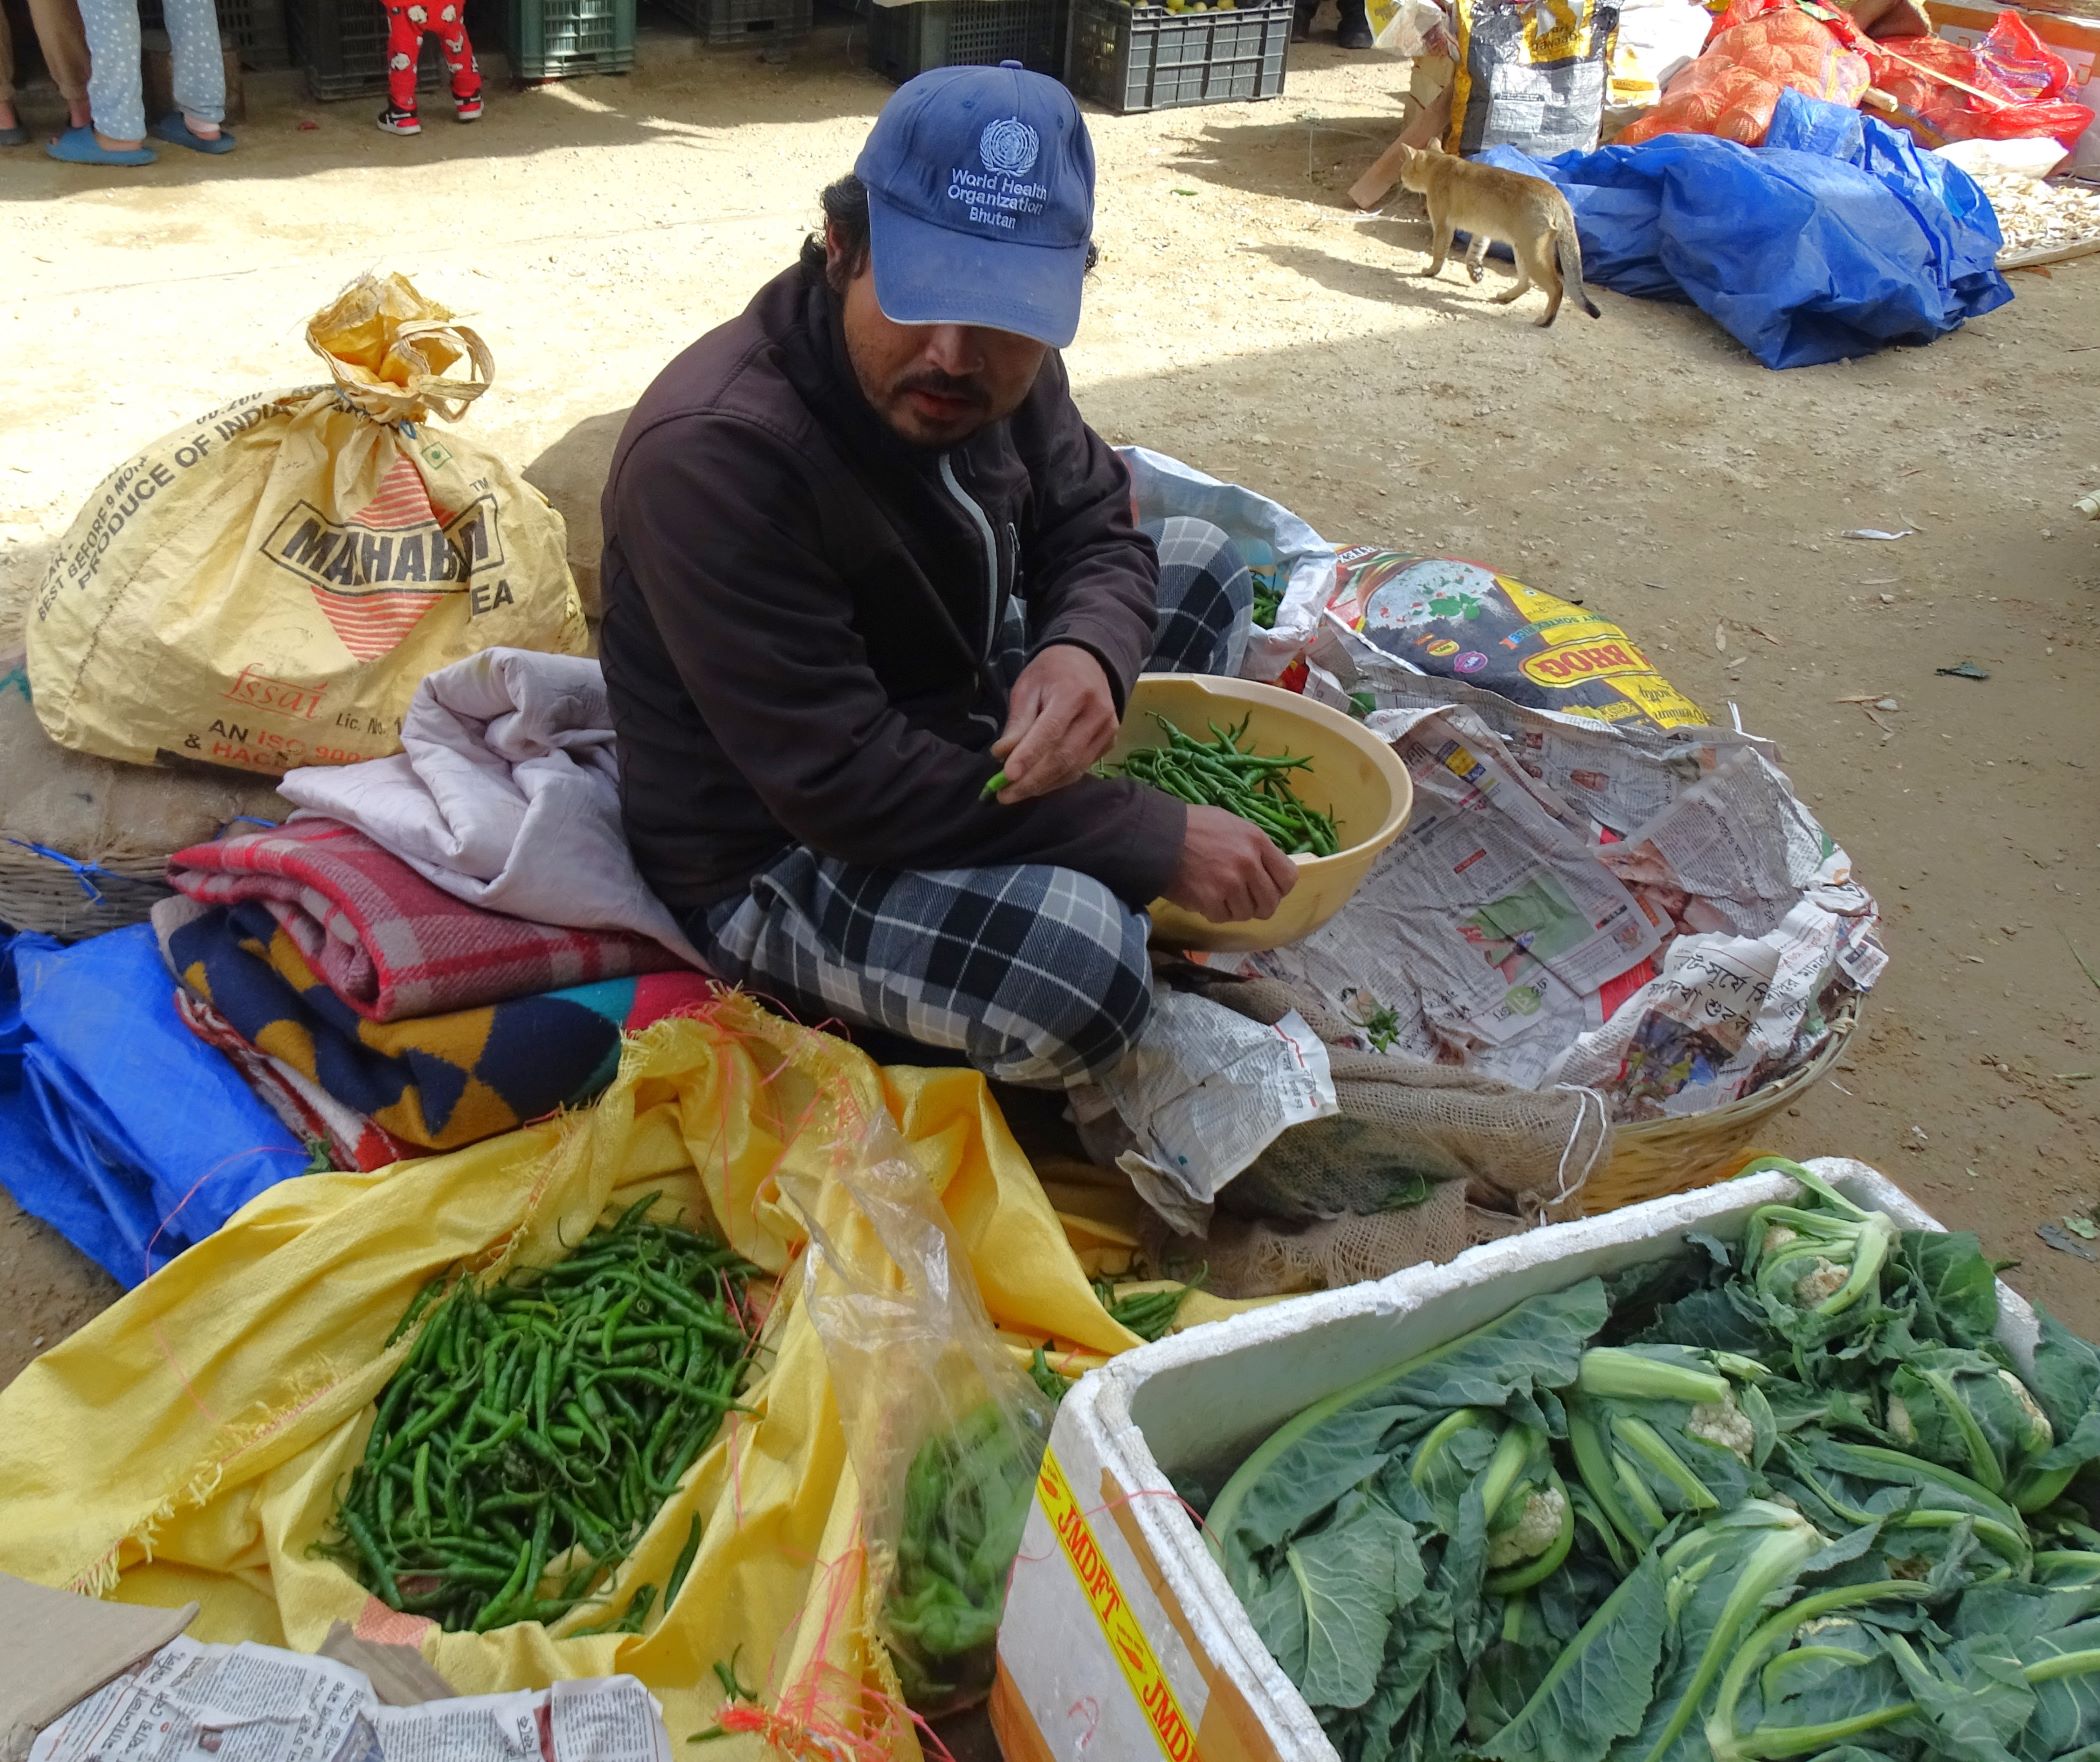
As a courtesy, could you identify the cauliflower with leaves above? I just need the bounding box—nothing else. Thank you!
[1568,1345,1776,1550]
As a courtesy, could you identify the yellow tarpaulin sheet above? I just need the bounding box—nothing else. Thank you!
[0,996,1169,1757]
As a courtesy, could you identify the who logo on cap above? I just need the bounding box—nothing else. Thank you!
[854,62,1098,349]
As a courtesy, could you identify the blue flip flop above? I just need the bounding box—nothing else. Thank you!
[150,114,236,153]
[46,126,156,165]
[0,124,29,147]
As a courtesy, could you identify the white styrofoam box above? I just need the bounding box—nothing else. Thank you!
[989,1159,2034,1762]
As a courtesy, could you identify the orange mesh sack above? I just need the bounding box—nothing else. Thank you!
[1617,0,1870,145]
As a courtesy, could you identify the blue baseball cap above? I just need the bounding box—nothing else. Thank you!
[854,63,1096,350]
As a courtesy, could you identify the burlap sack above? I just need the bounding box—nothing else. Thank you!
[0,643,288,940]
[1188,971,1614,1221]
[28,274,588,778]
[1149,969,1615,1298]
[1142,1190,1532,1300]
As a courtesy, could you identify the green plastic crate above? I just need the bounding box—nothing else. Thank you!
[866,0,1067,81]
[663,0,812,42]
[1066,0,1291,112]
[287,0,448,99]
[505,0,635,78]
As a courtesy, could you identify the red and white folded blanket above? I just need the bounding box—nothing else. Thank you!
[167,816,688,1023]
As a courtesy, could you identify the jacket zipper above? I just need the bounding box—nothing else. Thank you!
[939,452,1002,660]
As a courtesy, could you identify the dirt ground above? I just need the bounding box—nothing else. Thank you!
[0,22,2095,1390]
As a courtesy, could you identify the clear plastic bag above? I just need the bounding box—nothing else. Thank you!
[795,1119,1058,1716]
[1369,0,1454,58]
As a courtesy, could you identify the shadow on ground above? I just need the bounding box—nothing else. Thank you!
[0,14,890,199]
[1161,109,1412,206]
[1250,234,1569,323]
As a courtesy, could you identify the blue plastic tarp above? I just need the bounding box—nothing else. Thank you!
[1481,91,2012,369]
[0,925,312,1286]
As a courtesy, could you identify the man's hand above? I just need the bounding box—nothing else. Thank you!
[989,644,1120,805]
[1163,807,1300,923]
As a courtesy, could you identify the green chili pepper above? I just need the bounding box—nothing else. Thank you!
[1100,715,1338,859]
[666,1514,704,1606]
[327,1209,763,1635]
[341,1508,402,1607]
[385,1273,451,1348]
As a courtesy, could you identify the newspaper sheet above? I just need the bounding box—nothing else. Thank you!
[369,1694,541,1762]
[1074,989,1338,1232]
[31,1640,371,1762]
[548,1680,673,1762]
[1549,897,1856,1117]
[32,1639,671,1762]
[1231,625,1883,1122]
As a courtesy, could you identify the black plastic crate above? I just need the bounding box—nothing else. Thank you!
[1066,0,1289,112]
[664,0,811,41]
[506,0,636,77]
[866,0,1066,81]
[141,0,292,67]
[288,0,451,99]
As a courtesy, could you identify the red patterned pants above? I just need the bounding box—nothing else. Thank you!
[381,0,480,111]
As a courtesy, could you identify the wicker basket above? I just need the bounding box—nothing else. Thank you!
[0,842,181,942]
[1577,992,1863,1216]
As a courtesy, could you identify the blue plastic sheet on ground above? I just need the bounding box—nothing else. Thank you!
[1480,90,2011,369]
[0,925,311,1286]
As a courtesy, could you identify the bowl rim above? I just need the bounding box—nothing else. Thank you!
[1124,671,1415,868]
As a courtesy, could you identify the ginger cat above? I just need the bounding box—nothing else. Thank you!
[1396,142,1601,328]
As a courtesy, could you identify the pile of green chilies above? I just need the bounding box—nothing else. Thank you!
[324,1196,761,1634]
[1251,579,1284,629]
[1106,714,1340,858]
[1093,1271,1204,1343]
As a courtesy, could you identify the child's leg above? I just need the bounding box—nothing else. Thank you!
[433,0,479,102]
[163,0,226,130]
[77,0,147,143]
[380,0,425,114]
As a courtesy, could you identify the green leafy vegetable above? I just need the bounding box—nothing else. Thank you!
[1208,1279,1607,1577]
[1247,1489,1426,1710]
[1480,1551,1668,1762]
[1885,1346,2054,1498]
[1742,1173,1897,1335]
[1566,1345,1774,1552]
[1199,1162,2100,1761]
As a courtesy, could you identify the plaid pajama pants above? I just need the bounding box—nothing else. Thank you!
[698,517,1252,1087]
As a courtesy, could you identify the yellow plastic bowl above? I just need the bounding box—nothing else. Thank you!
[1113,673,1414,952]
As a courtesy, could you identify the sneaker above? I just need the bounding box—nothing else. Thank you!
[376,105,421,135]
[454,93,483,122]
[1337,16,1374,45]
